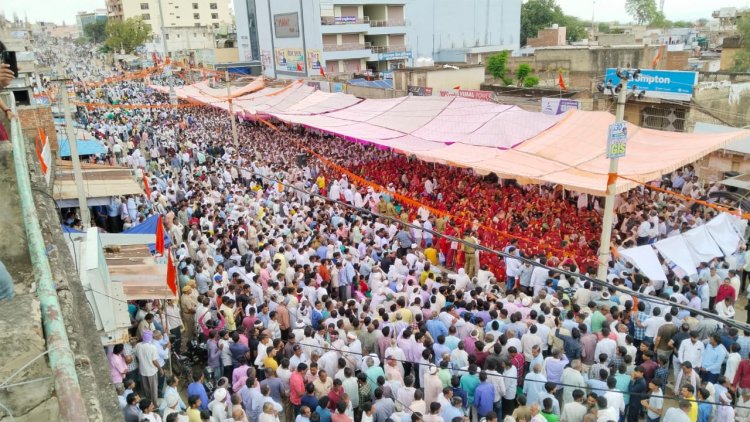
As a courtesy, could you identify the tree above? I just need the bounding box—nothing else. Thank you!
[516,63,532,86]
[105,17,152,54]
[598,22,611,33]
[521,0,585,45]
[625,0,658,25]
[84,20,107,44]
[521,0,564,46]
[523,75,540,88]
[733,16,750,72]
[486,51,513,85]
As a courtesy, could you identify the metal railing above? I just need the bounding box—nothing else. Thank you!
[369,19,406,27]
[369,45,407,53]
[3,90,88,421]
[321,16,370,25]
[323,42,372,52]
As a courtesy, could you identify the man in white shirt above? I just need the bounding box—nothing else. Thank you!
[135,331,161,404]
[677,331,704,369]
[603,378,625,419]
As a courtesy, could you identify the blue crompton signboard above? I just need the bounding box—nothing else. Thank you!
[604,68,697,101]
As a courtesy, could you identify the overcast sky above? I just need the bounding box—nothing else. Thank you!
[1,0,748,27]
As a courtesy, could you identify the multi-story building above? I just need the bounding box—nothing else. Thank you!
[106,0,124,21]
[75,9,107,34]
[114,0,233,55]
[234,0,520,79]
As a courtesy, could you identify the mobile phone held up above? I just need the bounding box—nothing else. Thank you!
[1,51,18,78]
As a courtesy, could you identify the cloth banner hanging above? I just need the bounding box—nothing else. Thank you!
[619,245,667,281]
[654,235,698,276]
[682,225,724,264]
[705,213,742,256]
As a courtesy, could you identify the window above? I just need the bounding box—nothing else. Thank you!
[211,13,218,19]
[210,3,218,9]
[213,22,219,28]
[140,2,149,10]
[194,13,200,19]
[142,13,150,20]
[192,3,198,9]
[194,23,201,27]
[165,33,169,40]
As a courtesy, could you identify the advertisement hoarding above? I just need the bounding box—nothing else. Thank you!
[541,98,581,115]
[604,68,697,101]
[408,86,433,96]
[439,89,494,102]
[274,48,305,72]
[274,13,300,38]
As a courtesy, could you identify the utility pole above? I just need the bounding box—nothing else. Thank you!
[59,77,91,229]
[226,70,239,151]
[596,70,630,280]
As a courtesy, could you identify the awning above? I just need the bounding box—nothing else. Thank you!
[105,244,174,300]
[58,138,107,157]
[53,161,143,207]
[694,122,750,155]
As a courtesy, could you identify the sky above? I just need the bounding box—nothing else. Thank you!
[1,0,749,26]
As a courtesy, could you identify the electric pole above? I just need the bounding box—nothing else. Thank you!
[596,70,630,280]
[226,70,239,151]
[59,77,91,229]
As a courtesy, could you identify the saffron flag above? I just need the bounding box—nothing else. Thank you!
[143,174,151,199]
[166,249,177,296]
[453,85,461,90]
[652,45,664,68]
[155,214,165,256]
[320,64,327,78]
[558,72,567,91]
[297,62,303,72]
[35,128,51,184]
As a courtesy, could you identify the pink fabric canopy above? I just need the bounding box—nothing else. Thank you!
[155,80,750,195]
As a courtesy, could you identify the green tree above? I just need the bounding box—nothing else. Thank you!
[521,0,585,45]
[487,51,512,84]
[598,22,611,33]
[523,75,540,88]
[625,0,658,25]
[84,20,108,44]
[516,63,532,86]
[733,16,750,72]
[105,17,152,54]
[648,11,670,28]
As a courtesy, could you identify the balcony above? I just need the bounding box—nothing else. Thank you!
[322,42,375,61]
[367,19,407,35]
[369,45,407,54]
[321,16,370,25]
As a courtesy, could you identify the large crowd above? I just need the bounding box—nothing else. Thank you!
[36,43,750,422]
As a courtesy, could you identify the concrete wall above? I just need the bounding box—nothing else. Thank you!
[425,66,485,91]
[17,106,58,152]
[528,27,566,48]
[345,84,406,99]
[721,47,739,71]
[214,47,239,63]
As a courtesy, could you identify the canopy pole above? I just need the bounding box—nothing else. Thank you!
[59,77,91,229]
[597,74,629,280]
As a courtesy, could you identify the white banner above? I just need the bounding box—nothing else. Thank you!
[619,245,667,281]
[682,225,724,264]
[654,235,698,276]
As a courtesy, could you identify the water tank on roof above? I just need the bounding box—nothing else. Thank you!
[552,24,559,29]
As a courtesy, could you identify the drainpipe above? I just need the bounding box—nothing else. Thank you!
[6,93,88,421]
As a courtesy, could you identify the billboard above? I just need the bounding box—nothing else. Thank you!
[541,98,581,115]
[439,89,494,102]
[274,48,304,73]
[604,68,697,101]
[274,12,300,38]
[408,86,433,96]
[335,16,357,23]
[378,51,412,61]
[306,49,322,71]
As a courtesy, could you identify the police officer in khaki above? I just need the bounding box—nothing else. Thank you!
[462,230,478,278]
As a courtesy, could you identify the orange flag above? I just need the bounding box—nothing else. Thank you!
[143,174,151,199]
[155,214,165,256]
[558,72,567,91]
[320,64,327,78]
[166,249,177,296]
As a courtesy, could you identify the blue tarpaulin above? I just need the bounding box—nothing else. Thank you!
[349,78,393,89]
[122,214,172,253]
[59,138,107,157]
[62,225,83,233]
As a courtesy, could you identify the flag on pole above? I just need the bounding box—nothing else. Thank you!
[319,63,327,78]
[453,85,461,90]
[296,62,303,72]
[652,45,664,68]
[558,72,567,91]
[166,249,177,296]
[35,128,51,184]
[143,174,151,199]
[155,214,165,256]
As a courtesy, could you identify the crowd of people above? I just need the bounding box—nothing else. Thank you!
[38,46,750,422]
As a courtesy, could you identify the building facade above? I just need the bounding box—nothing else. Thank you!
[235,0,520,79]
[76,10,107,34]
[116,0,232,54]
